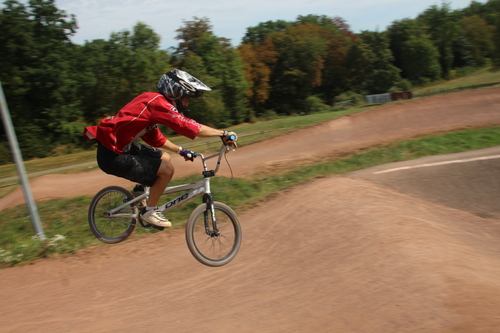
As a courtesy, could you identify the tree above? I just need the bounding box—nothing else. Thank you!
[219,47,251,123]
[77,39,118,121]
[0,1,34,116]
[174,17,212,56]
[115,23,170,94]
[492,0,500,65]
[181,52,226,126]
[402,36,442,82]
[297,14,344,35]
[387,18,426,77]
[268,23,331,113]
[174,17,250,125]
[242,15,357,112]
[418,2,460,78]
[78,22,169,124]
[242,19,292,44]
[238,39,277,114]
[456,0,496,24]
[460,15,495,65]
[346,31,400,94]
[452,31,477,68]
[454,0,500,66]
[0,0,79,158]
[320,17,356,103]
[320,37,351,103]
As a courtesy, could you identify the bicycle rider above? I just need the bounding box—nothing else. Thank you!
[84,69,237,228]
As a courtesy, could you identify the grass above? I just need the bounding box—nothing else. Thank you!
[414,67,500,96]
[0,150,97,179]
[1,125,499,267]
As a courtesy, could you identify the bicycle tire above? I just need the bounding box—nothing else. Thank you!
[88,186,137,244]
[185,201,242,267]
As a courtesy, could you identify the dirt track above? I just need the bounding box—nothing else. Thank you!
[1,88,500,332]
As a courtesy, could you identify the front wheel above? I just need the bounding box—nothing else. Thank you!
[185,202,242,267]
[88,186,137,244]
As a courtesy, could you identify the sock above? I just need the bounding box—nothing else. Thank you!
[145,206,157,211]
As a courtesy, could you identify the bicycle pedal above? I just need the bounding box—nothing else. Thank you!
[151,225,165,231]
[138,208,153,229]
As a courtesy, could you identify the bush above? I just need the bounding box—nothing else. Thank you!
[398,79,413,92]
[305,95,330,114]
[16,125,54,160]
[258,109,279,121]
[334,91,365,106]
[388,79,413,93]
[0,141,13,164]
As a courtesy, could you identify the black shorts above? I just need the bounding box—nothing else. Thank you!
[97,142,162,186]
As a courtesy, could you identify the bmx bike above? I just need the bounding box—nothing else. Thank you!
[87,140,242,267]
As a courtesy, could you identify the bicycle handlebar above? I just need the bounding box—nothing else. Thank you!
[194,140,236,176]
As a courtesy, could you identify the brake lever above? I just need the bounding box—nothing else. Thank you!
[225,141,237,152]
[223,134,238,152]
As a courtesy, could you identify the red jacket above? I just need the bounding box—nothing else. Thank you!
[84,92,201,154]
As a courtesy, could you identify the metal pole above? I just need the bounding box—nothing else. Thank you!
[0,81,45,239]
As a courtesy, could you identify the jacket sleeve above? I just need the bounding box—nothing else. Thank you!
[141,125,167,147]
[83,126,98,140]
[148,98,201,140]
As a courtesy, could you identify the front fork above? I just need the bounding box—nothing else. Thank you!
[203,193,219,237]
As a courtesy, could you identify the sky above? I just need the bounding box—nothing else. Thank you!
[55,0,485,50]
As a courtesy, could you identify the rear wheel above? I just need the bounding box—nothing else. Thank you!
[88,186,137,244]
[185,202,242,267]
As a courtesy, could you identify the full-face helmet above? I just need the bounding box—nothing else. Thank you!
[157,69,211,116]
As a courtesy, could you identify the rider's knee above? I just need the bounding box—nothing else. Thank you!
[157,157,174,177]
[161,152,171,162]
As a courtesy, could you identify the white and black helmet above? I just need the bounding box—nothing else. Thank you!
[157,69,211,101]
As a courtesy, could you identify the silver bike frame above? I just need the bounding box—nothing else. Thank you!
[106,144,230,220]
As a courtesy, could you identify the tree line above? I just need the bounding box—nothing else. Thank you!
[1,0,499,164]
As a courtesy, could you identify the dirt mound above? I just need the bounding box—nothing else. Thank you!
[1,176,499,332]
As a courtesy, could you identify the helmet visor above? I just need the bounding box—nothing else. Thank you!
[184,89,205,98]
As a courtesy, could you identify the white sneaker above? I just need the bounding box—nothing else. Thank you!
[141,209,172,228]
